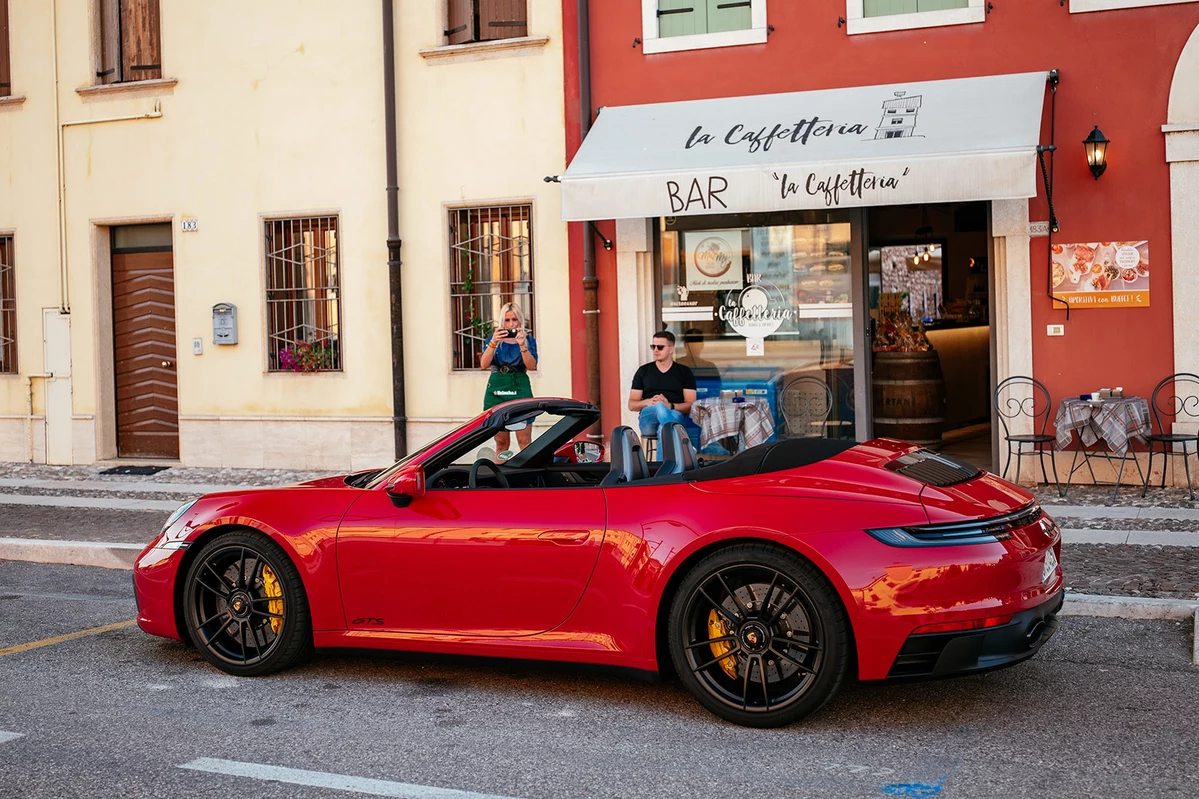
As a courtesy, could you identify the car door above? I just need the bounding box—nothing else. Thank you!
[336,484,606,636]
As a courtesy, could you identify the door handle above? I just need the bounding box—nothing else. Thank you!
[537,529,592,545]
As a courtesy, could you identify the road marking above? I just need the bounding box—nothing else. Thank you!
[179,758,524,799]
[1060,528,1199,547]
[0,731,24,744]
[0,620,137,658]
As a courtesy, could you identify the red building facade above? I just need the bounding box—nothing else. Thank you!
[559,0,1199,482]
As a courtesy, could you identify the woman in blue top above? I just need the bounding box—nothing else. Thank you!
[480,302,538,456]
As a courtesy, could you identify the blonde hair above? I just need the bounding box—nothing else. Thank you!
[498,302,528,332]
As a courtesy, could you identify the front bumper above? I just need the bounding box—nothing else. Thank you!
[887,590,1064,679]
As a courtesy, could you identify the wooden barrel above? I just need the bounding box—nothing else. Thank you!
[872,350,946,447]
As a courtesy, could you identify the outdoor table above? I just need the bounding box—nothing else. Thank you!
[1055,396,1150,501]
[689,397,775,453]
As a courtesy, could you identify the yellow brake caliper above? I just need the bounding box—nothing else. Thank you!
[261,564,283,635]
[708,610,739,679]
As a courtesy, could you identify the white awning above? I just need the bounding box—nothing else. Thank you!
[560,71,1050,221]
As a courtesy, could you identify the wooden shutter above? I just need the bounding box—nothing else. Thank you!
[97,0,121,83]
[705,0,751,33]
[0,0,10,97]
[446,0,474,44]
[121,0,162,81]
[657,0,706,38]
[478,0,527,42]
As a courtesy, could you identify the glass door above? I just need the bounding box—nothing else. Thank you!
[656,210,870,452]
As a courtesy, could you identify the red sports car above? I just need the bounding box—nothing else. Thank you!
[134,398,1063,727]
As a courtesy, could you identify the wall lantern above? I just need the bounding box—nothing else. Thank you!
[1083,126,1109,180]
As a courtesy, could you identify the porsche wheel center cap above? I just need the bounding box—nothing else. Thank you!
[739,622,769,654]
[229,593,251,620]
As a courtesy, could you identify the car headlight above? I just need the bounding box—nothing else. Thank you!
[163,499,198,532]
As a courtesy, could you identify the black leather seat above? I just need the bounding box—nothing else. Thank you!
[601,426,650,486]
[657,421,698,476]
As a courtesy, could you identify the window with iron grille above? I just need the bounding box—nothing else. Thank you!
[95,0,163,85]
[264,216,341,373]
[0,235,15,374]
[445,0,528,45]
[0,0,11,98]
[449,205,533,371]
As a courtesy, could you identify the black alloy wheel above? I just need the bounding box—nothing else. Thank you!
[668,543,850,727]
[183,530,312,676]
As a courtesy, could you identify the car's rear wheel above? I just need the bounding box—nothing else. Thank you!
[183,530,312,676]
[668,543,850,727]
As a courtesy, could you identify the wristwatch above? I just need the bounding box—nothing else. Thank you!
[668,401,674,410]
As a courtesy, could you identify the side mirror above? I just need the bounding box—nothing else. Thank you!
[386,465,425,508]
[553,440,606,464]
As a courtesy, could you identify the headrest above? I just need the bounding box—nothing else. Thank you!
[658,421,698,476]
[602,426,650,486]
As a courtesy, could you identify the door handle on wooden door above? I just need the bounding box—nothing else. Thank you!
[536,529,592,545]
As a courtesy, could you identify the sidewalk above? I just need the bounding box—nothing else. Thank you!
[0,465,1196,602]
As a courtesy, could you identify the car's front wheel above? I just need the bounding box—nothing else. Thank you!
[668,543,850,727]
[183,530,312,676]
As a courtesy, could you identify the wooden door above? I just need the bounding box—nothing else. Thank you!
[113,250,179,458]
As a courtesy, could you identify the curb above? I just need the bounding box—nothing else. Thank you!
[0,537,142,570]
[1063,592,1199,665]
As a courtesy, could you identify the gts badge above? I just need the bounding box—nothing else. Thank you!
[352,617,385,626]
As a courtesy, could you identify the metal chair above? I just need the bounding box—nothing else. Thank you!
[994,375,1060,492]
[1142,373,1199,500]
[781,376,833,438]
[641,432,657,461]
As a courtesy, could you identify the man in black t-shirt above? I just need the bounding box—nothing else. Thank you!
[628,330,697,437]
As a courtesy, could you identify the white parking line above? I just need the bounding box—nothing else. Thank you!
[0,731,24,744]
[179,758,524,799]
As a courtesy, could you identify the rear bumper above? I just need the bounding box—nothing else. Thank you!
[887,590,1064,679]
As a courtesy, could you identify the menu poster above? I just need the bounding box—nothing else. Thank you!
[684,230,745,291]
[1051,241,1149,309]
[750,227,792,287]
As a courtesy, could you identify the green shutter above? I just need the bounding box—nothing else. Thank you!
[706,0,752,33]
[917,0,969,10]
[657,0,707,38]
[865,0,967,16]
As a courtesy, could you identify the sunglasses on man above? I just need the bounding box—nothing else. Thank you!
[650,344,669,351]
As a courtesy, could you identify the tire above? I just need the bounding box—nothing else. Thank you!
[667,543,850,727]
[183,530,313,676]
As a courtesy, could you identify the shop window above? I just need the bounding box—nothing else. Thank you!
[95,0,162,84]
[0,0,11,98]
[659,219,857,446]
[449,204,533,371]
[845,0,984,34]
[0,235,15,374]
[264,216,342,373]
[445,0,527,45]
[641,0,768,54]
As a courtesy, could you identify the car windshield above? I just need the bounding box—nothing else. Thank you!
[362,427,465,490]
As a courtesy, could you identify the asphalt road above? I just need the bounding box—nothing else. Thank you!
[0,561,1196,799]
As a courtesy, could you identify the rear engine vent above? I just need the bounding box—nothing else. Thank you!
[885,450,981,487]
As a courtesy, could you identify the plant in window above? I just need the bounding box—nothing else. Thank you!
[277,339,338,372]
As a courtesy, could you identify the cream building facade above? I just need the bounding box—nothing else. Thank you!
[0,0,571,470]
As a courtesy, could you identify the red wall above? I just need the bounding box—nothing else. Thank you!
[565,2,1199,423]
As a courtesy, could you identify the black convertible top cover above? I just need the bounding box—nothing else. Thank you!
[683,438,857,483]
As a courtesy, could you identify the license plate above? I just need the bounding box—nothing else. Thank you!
[1042,548,1059,584]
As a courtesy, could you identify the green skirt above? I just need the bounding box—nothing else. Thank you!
[483,370,533,410]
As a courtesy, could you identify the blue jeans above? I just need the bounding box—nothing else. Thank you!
[638,403,686,437]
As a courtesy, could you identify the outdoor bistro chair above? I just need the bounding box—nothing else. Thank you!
[1142,372,1199,500]
[994,375,1061,493]
[781,376,834,438]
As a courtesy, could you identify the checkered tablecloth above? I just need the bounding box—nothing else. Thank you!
[689,397,776,451]
[1055,397,1150,456]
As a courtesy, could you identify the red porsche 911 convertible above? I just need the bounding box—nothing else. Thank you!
[134,398,1063,727]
